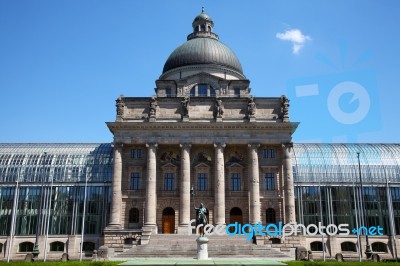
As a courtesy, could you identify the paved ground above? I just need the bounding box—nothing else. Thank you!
[119,258,288,266]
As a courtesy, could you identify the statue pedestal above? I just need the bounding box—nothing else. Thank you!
[196,236,209,260]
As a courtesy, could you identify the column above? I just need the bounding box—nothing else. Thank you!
[283,143,296,223]
[179,143,191,233]
[144,143,157,228]
[109,143,122,228]
[248,144,261,224]
[214,143,226,225]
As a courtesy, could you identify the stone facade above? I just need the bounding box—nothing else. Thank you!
[104,10,299,252]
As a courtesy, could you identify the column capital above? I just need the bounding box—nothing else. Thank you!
[180,143,192,150]
[112,142,124,149]
[213,143,226,149]
[146,143,158,149]
[281,142,293,149]
[248,143,260,149]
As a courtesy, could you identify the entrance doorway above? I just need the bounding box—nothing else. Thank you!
[162,207,175,234]
[229,207,243,232]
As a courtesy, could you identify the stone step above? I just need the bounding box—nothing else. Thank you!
[114,233,293,259]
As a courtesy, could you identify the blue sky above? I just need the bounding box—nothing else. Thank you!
[0,1,399,143]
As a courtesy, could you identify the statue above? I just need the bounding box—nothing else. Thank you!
[280,95,290,122]
[195,203,208,237]
[215,97,224,118]
[247,97,256,117]
[181,97,190,118]
[115,96,125,116]
[149,96,158,118]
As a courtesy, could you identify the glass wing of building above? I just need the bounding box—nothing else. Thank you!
[292,143,400,236]
[0,143,113,236]
[0,143,399,237]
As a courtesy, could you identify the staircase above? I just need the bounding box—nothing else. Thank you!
[115,234,294,259]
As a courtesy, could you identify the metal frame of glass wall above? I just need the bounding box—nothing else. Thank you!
[0,143,113,239]
[293,143,400,237]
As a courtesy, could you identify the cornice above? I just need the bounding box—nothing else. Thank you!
[106,121,299,133]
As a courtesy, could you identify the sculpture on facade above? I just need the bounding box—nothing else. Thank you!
[215,97,224,118]
[195,203,208,237]
[115,96,125,116]
[181,97,190,118]
[247,96,256,118]
[149,96,158,118]
[280,95,290,122]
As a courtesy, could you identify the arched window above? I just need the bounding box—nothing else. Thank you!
[341,241,357,252]
[0,243,3,253]
[19,242,34,252]
[201,25,206,31]
[50,241,65,252]
[372,242,387,252]
[129,208,139,223]
[265,208,276,224]
[82,241,95,252]
[310,241,324,251]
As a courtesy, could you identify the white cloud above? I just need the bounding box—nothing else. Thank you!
[276,29,311,54]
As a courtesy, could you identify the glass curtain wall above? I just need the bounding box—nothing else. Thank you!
[0,143,113,236]
[293,143,400,235]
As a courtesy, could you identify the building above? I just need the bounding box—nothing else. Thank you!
[0,10,399,261]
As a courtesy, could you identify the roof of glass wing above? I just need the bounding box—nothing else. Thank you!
[0,143,113,183]
[1,143,400,184]
[293,143,400,184]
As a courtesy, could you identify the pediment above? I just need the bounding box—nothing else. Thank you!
[183,72,221,83]
[226,162,244,169]
[194,162,210,169]
[161,162,177,169]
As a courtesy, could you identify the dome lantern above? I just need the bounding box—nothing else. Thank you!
[160,9,246,80]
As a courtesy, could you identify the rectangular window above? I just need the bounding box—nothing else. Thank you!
[262,149,276,159]
[230,173,241,191]
[234,88,240,97]
[131,148,142,159]
[264,173,275,190]
[137,148,142,158]
[164,173,174,191]
[197,173,208,191]
[130,172,141,190]
[166,87,172,97]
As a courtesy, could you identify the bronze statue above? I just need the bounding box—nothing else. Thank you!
[195,203,208,237]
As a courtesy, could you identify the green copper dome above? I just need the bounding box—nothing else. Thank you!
[162,10,244,75]
[162,38,243,74]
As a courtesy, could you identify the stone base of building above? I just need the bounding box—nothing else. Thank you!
[1,234,399,261]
